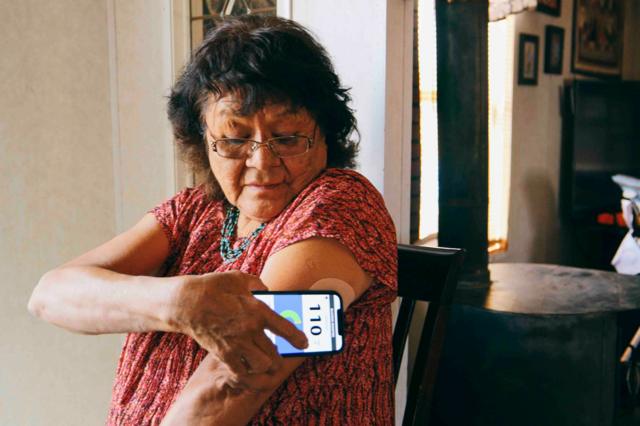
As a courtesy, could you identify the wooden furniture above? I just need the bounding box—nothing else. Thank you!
[392,244,465,426]
[432,263,640,426]
[560,80,640,270]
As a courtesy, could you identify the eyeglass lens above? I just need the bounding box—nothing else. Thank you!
[215,136,310,158]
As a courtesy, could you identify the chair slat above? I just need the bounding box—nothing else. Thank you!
[393,244,465,426]
[393,298,417,384]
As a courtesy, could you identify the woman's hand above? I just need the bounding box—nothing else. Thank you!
[161,354,292,426]
[171,271,307,384]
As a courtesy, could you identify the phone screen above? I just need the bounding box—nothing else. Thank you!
[253,291,344,356]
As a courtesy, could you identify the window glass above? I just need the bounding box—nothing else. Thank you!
[190,0,277,48]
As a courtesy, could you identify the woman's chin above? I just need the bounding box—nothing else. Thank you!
[238,202,287,224]
[237,189,293,222]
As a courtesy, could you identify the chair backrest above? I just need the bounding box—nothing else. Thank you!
[393,244,465,426]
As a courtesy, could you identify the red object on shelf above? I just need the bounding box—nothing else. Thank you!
[597,213,615,225]
[595,212,627,228]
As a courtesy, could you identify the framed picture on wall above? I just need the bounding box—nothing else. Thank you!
[538,0,561,17]
[518,34,539,86]
[544,25,564,74]
[571,0,624,77]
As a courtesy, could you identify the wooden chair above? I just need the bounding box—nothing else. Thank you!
[393,244,465,426]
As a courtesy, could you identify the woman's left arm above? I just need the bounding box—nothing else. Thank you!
[161,237,372,426]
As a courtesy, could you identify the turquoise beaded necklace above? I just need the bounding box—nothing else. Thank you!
[220,205,266,263]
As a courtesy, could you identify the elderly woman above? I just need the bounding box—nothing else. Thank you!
[28,15,397,425]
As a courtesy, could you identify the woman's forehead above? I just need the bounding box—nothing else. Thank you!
[206,95,311,123]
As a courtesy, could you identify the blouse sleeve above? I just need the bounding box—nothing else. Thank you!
[269,170,398,305]
[148,186,206,266]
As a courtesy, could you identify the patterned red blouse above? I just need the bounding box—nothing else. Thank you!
[106,168,398,425]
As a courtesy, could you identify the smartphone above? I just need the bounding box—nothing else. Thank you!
[253,290,344,356]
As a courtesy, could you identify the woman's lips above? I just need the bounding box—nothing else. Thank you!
[245,182,283,192]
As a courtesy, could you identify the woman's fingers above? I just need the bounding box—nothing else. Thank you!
[235,342,273,374]
[216,347,249,379]
[210,357,247,390]
[258,301,308,349]
[214,335,274,377]
[253,332,281,370]
[215,365,278,393]
[246,276,269,292]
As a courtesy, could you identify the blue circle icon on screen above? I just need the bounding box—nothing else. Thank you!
[280,309,302,324]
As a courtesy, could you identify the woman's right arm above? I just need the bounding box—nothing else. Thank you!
[28,212,307,374]
[27,213,179,335]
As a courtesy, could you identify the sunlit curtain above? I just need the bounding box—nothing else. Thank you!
[417,0,439,242]
[417,1,517,252]
[488,16,515,253]
[489,0,537,21]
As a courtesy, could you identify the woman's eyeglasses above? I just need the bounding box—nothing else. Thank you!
[209,136,314,159]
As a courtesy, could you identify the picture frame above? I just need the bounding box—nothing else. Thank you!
[571,0,624,77]
[544,25,564,74]
[537,0,561,17]
[518,34,539,86]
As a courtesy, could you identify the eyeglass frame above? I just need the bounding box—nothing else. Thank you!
[205,133,316,159]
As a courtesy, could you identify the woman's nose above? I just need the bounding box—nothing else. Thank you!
[245,141,281,169]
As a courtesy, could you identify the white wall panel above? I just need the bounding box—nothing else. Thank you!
[0,1,121,424]
[290,0,412,242]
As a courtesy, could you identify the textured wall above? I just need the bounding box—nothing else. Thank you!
[493,1,640,264]
[112,0,177,231]
[292,1,388,193]
[0,1,122,425]
[493,3,573,264]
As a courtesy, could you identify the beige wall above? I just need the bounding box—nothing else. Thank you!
[113,0,181,231]
[494,1,640,264]
[0,0,180,424]
[0,1,122,424]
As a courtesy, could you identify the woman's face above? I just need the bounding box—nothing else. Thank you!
[203,95,327,223]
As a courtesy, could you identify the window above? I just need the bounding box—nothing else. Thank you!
[416,1,514,253]
[190,0,277,47]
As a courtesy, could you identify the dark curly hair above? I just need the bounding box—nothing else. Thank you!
[167,15,359,199]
